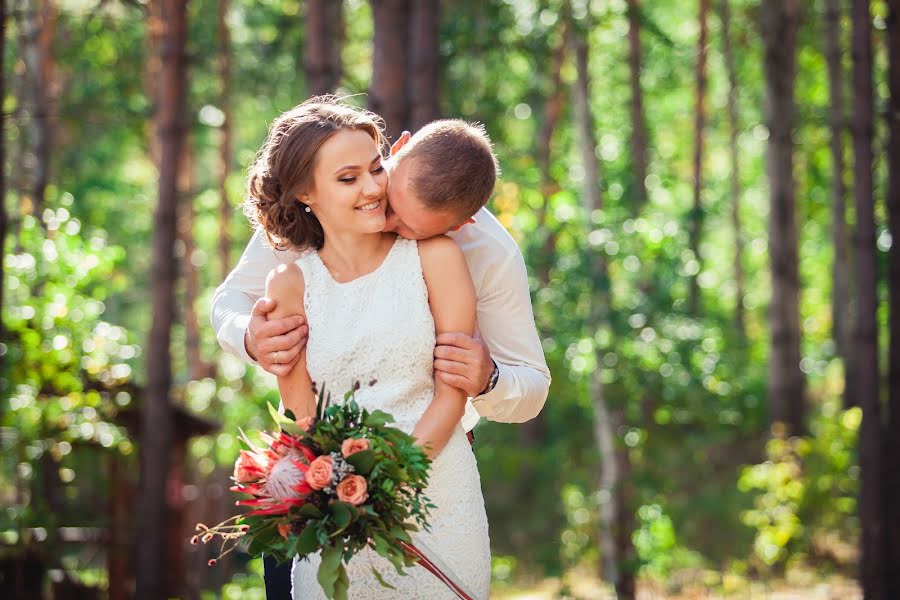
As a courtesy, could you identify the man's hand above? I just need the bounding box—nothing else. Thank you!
[434,332,494,397]
[245,297,308,377]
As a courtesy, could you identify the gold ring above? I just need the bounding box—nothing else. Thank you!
[273,351,280,364]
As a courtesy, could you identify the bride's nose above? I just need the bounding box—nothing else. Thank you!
[361,172,384,199]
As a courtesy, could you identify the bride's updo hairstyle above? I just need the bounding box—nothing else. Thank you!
[244,96,387,250]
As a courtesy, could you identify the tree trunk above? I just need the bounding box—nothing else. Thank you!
[1,0,7,361]
[626,0,648,214]
[217,0,232,281]
[304,0,343,96]
[534,21,568,286]
[135,0,187,597]
[409,0,440,130]
[718,0,745,340]
[369,0,410,141]
[824,0,854,408]
[19,0,56,217]
[569,14,602,217]
[884,0,900,597]
[688,0,709,316]
[761,0,804,436]
[851,0,885,598]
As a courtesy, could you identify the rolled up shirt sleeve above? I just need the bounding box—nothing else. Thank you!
[469,251,551,423]
[210,228,294,364]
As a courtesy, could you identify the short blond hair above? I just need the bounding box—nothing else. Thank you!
[394,120,499,220]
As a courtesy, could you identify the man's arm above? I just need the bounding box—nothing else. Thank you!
[211,228,307,375]
[434,247,550,423]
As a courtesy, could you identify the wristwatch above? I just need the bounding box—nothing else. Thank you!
[478,361,500,397]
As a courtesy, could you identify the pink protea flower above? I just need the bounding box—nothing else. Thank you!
[233,450,268,484]
[263,452,310,500]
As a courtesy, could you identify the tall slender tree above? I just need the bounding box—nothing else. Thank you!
[851,0,885,597]
[824,0,853,406]
[217,0,232,280]
[369,0,410,141]
[626,0,648,213]
[761,0,804,436]
[688,0,709,316]
[569,12,602,217]
[304,0,343,96]
[19,0,56,216]
[718,0,745,340]
[1,0,7,358]
[409,0,440,130]
[135,0,187,596]
[884,0,900,596]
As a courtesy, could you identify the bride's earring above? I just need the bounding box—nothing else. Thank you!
[304,204,311,213]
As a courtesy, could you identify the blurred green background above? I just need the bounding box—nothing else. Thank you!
[4,0,898,598]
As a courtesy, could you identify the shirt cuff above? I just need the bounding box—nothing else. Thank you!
[218,313,255,365]
[470,362,512,420]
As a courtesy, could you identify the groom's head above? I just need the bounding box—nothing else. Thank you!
[384,120,499,240]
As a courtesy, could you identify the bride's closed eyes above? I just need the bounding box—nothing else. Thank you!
[336,156,385,184]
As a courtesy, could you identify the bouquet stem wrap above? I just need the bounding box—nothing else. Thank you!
[401,541,479,600]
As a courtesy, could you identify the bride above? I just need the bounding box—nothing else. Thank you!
[245,97,492,599]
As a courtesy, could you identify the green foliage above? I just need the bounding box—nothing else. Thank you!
[739,400,860,570]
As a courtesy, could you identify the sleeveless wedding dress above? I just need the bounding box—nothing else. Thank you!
[291,236,491,599]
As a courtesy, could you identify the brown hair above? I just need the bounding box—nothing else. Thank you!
[394,120,499,220]
[243,96,386,250]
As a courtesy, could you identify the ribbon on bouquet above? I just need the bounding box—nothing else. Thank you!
[400,540,480,600]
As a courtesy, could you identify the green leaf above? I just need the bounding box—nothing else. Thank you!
[330,501,352,533]
[317,544,343,597]
[296,523,320,555]
[371,567,396,590]
[299,504,324,519]
[345,449,375,475]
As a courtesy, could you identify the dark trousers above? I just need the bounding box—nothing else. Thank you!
[264,554,293,599]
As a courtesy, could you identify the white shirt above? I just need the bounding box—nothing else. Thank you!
[210,206,551,431]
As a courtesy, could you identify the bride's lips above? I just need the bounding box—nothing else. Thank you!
[355,200,382,211]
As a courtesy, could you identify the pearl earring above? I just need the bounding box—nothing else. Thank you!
[305,205,311,213]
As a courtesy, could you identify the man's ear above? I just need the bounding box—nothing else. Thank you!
[390,130,412,156]
[448,217,476,232]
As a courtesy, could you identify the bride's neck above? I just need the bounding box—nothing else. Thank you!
[318,231,395,276]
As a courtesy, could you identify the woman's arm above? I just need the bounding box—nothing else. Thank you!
[413,236,478,459]
[264,263,317,419]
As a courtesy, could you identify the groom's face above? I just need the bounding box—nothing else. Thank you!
[382,158,459,240]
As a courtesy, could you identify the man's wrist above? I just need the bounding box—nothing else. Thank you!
[477,360,500,397]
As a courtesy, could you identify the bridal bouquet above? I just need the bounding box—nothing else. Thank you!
[194,383,435,600]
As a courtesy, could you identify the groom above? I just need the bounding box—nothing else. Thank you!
[211,118,550,597]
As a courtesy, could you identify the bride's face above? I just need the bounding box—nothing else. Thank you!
[303,128,388,234]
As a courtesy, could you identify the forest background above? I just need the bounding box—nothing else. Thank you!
[3,0,900,598]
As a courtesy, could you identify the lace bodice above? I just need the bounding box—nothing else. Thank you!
[300,237,435,431]
[291,236,491,599]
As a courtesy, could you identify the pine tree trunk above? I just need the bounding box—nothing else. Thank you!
[851,0,885,597]
[1,0,7,360]
[883,1,900,597]
[824,0,854,408]
[304,0,343,96]
[19,0,56,217]
[761,0,804,436]
[136,0,187,596]
[409,0,440,131]
[688,0,709,316]
[217,0,232,281]
[569,15,602,217]
[369,0,410,141]
[626,0,648,214]
[718,0,745,340]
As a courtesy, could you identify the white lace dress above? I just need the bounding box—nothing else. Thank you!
[291,236,491,600]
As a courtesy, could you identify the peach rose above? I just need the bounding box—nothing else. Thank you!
[336,475,368,506]
[277,523,292,539]
[233,450,267,483]
[341,437,370,458]
[296,416,315,432]
[306,455,334,490]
